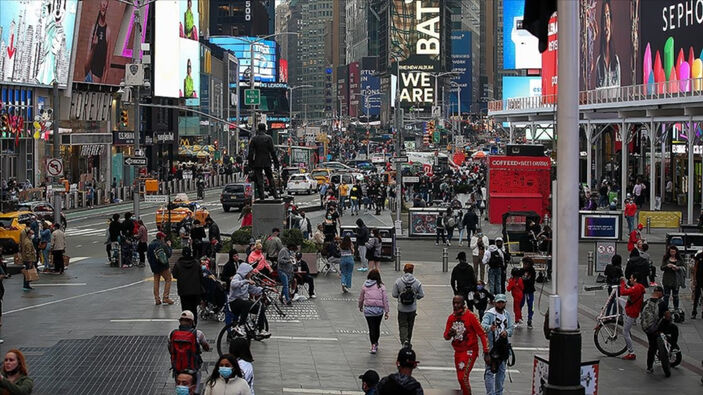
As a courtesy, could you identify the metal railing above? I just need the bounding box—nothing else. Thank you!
[488,78,703,113]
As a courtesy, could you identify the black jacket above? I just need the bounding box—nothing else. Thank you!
[356,224,369,245]
[109,220,121,242]
[209,222,221,242]
[472,288,494,311]
[604,264,623,286]
[247,131,280,168]
[625,256,650,287]
[220,259,239,288]
[191,226,206,241]
[377,373,423,395]
[451,260,477,295]
[171,256,203,296]
[522,266,537,294]
[463,211,479,229]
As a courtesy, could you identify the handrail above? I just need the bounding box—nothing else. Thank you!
[488,77,703,113]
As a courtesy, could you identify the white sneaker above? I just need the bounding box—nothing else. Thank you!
[257,329,271,337]
[233,325,246,336]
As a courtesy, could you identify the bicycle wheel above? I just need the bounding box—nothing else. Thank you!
[593,318,627,357]
[670,349,682,368]
[216,323,236,356]
[656,336,671,377]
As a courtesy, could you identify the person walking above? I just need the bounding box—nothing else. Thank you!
[168,310,211,392]
[202,354,251,395]
[39,221,52,272]
[358,269,390,354]
[444,295,489,395]
[642,286,680,375]
[435,212,447,246]
[0,349,33,394]
[445,208,455,245]
[50,223,66,274]
[692,250,703,319]
[340,236,355,293]
[484,242,505,295]
[376,347,424,394]
[356,219,370,271]
[228,337,255,394]
[19,228,36,291]
[521,257,537,328]
[277,242,297,305]
[470,228,488,282]
[660,245,685,310]
[459,206,478,246]
[450,252,477,309]
[359,370,380,395]
[148,231,174,305]
[506,268,524,326]
[171,247,203,325]
[365,229,382,272]
[391,264,424,347]
[482,294,514,395]
[264,228,283,266]
[619,274,645,360]
[136,219,148,267]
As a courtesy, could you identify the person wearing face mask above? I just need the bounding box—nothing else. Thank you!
[0,349,33,394]
[202,354,251,395]
[471,280,494,321]
[175,370,196,395]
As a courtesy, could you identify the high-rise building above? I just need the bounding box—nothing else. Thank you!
[449,0,480,113]
[345,0,381,65]
[210,0,275,36]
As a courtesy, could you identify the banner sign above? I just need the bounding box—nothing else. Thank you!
[579,211,622,241]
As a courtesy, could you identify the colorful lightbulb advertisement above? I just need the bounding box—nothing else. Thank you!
[73,0,150,85]
[640,0,703,94]
[0,0,78,87]
[155,0,200,105]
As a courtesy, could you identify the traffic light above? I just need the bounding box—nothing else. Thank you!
[120,109,129,128]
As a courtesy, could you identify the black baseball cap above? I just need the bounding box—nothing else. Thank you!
[358,370,380,386]
[652,286,664,293]
[397,347,419,367]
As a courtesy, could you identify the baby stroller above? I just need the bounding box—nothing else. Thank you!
[199,258,227,322]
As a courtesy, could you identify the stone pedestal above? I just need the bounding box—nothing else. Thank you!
[252,200,285,240]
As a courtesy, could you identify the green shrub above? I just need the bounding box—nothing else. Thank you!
[301,239,319,253]
[231,226,252,245]
[281,228,304,247]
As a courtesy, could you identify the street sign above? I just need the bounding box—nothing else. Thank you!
[124,63,145,86]
[46,158,63,177]
[144,195,168,204]
[392,156,409,163]
[183,170,193,180]
[124,156,147,166]
[244,89,261,106]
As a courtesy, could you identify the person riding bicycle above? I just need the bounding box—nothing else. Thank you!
[179,212,194,250]
[228,263,270,338]
[196,176,205,200]
[642,286,680,374]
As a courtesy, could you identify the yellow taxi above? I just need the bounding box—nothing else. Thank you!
[0,211,34,254]
[155,194,210,230]
[311,168,333,186]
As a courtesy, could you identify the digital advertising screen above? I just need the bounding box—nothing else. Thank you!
[450,30,472,114]
[580,212,621,240]
[502,76,542,100]
[0,0,78,87]
[209,36,277,83]
[503,0,541,70]
[73,0,150,85]
[155,0,200,105]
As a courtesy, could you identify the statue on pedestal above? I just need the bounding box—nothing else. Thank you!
[247,123,280,200]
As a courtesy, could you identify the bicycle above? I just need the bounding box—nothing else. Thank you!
[586,284,627,357]
[216,285,285,355]
[655,328,682,377]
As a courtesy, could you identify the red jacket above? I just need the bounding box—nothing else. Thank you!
[619,279,645,318]
[507,277,524,298]
[624,202,637,217]
[444,310,488,353]
[627,230,640,252]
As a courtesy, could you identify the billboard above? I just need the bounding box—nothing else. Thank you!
[360,57,381,117]
[279,59,288,83]
[640,0,703,91]
[542,15,558,99]
[580,0,638,91]
[73,0,150,85]
[391,0,443,109]
[209,36,277,83]
[450,30,472,114]
[580,212,621,240]
[0,0,78,87]
[503,0,541,70]
[349,62,360,118]
[502,76,542,100]
[155,0,200,105]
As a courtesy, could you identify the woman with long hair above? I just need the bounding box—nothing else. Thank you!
[340,235,355,293]
[595,0,621,88]
[0,349,33,394]
[358,269,389,354]
[661,245,685,310]
[229,337,255,394]
[365,229,383,272]
[202,354,250,395]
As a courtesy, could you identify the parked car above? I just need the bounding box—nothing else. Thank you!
[17,201,67,229]
[286,173,317,195]
[220,183,253,212]
[0,211,34,254]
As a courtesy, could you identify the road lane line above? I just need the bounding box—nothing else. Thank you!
[417,366,521,374]
[269,336,338,341]
[421,284,452,287]
[282,389,363,395]
[110,319,177,323]
[512,347,549,351]
[31,283,87,287]
[4,279,146,315]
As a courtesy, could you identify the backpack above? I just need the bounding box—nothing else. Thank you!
[155,245,169,266]
[169,328,201,373]
[446,216,456,228]
[488,250,503,269]
[399,283,416,305]
[640,299,660,334]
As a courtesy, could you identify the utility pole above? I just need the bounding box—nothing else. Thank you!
[53,78,61,226]
[250,42,256,129]
[132,0,143,220]
[394,59,403,235]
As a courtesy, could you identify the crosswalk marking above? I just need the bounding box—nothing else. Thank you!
[65,228,159,237]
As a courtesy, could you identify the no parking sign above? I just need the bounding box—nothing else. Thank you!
[595,241,616,272]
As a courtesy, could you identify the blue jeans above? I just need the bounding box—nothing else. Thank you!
[340,256,354,288]
[626,215,635,235]
[521,292,534,321]
[42,243,51,268]
[351,198,359,214]
[484,360,507,395]
[279,271,291,302]
[488,267,502,295]
[663,286,679,310]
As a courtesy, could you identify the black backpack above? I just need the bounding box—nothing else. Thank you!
[488,250,503,269]
[399,283,416,305]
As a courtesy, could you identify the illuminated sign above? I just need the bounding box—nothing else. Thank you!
[209,36,277,83]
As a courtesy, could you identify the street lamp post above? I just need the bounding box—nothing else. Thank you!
[451,81,461,147]
[288,85,312,166]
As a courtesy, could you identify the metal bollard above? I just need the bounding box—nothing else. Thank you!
[395,248,401,271]
[587,251,594,276]
[442,247,449,272]
[646,217,651,234]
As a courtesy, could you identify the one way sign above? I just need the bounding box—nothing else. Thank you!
[125,156,147,166]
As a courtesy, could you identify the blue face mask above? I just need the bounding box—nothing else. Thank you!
[219,366,233,379]
[477,285,484,290]
[176,385,190,395]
